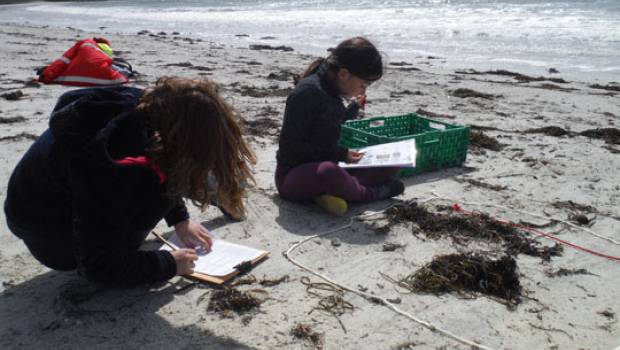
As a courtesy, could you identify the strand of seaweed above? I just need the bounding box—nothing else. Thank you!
[300,276,354,333]
[283,199,498,350]
[380,253,523,309]
[427,191,620,248]
[385,201,563,261]
[428,191,620,254]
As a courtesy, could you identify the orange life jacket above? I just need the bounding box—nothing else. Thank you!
[39,38,128,86]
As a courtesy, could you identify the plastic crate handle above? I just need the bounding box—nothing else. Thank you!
[367,119,386,128]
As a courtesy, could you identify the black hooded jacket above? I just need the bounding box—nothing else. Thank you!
[276,64,360,170]
[4,87,188,285]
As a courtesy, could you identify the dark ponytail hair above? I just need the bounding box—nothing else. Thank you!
[296,36,383,85]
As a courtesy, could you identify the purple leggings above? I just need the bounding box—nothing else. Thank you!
[275,162,400,203]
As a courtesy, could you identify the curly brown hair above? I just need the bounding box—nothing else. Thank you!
[136,76,256,218]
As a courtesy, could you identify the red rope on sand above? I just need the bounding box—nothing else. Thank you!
[450,203,620,262]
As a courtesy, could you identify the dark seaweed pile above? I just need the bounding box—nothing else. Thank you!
[386,201,562,260]
[395,253,522,305]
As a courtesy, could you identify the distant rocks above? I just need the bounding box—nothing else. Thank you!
[589,83,620,92]
[1,90,24,101]
[0,116,26,124]
[267,70,296,82]
[249,44,294,52]
[451,88,498,99]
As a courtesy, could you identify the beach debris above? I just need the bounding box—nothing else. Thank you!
[386,297,402,304]
[162,62,193,67]
[267,70,296,82]
[382,242,406,251]
[415,108,455,119]
[528,323,574,340]
[0,116,26,124]
[550,200,597,213]
[389,61,413,66]
[249,44,294,52]
[538,83,576,91]
[597,309,616,320]
[524,126,620,145]
[160,62,214,71]
[469,131,504,151]
[524,126,571,137]
[290,323,324,349]
[455,177,508,191]
[207,288,268,317]
[137,30,151,35]
[455,69,568,84]
[384,253,522,306]
[241,115,280,138]
[471,124,511,133]
[229,274,290,287]
[242,59,263,66]
[235,33,249,37]
[579,128,620,145]
[589,83,620,92]
[1,90,24,101]
[0,132,38,142]
[330,238,341,247]
[544,268,598,278]
[259,274,290,287]
[24,80,41,88]
[230,83,292,98]
[385,201,563,260]
[548,68,559,74]
[451,88,497,99]
[229,275,258,287]
[568,212,594,226]
[301,277,354,332]
[392,66,421,72]
[390,89,423,98]
[392,341,422,349]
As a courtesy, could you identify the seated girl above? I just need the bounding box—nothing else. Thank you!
[275,37,404,216]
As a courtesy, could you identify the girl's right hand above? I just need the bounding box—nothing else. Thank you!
[355,94,367,109]
[170,248,198,275]
[346,150,365,164]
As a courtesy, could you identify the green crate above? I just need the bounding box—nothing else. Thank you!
[340,113,470,176]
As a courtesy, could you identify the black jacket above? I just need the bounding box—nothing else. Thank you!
[276,65,360,169]
[4,87,188,285]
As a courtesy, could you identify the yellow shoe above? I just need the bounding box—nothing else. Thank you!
[314,194,348,216]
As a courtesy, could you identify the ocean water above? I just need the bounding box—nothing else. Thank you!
[1,0,619,82]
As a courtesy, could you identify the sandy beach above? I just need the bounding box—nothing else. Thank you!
[1,22,619,350]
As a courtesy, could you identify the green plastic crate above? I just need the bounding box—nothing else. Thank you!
[340,113,470,176]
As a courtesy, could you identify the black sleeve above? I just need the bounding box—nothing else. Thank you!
[279,87,349,164]
[164,197,189,227]
[69,162,177,286]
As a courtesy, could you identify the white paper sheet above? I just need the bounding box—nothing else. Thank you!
[339,139,417,169]
[159,234,267,276]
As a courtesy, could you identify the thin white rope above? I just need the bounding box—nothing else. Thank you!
[427,191,620,246]
[283,200,496,350]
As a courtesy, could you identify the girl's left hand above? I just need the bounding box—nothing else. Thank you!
[174,219,213,252]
